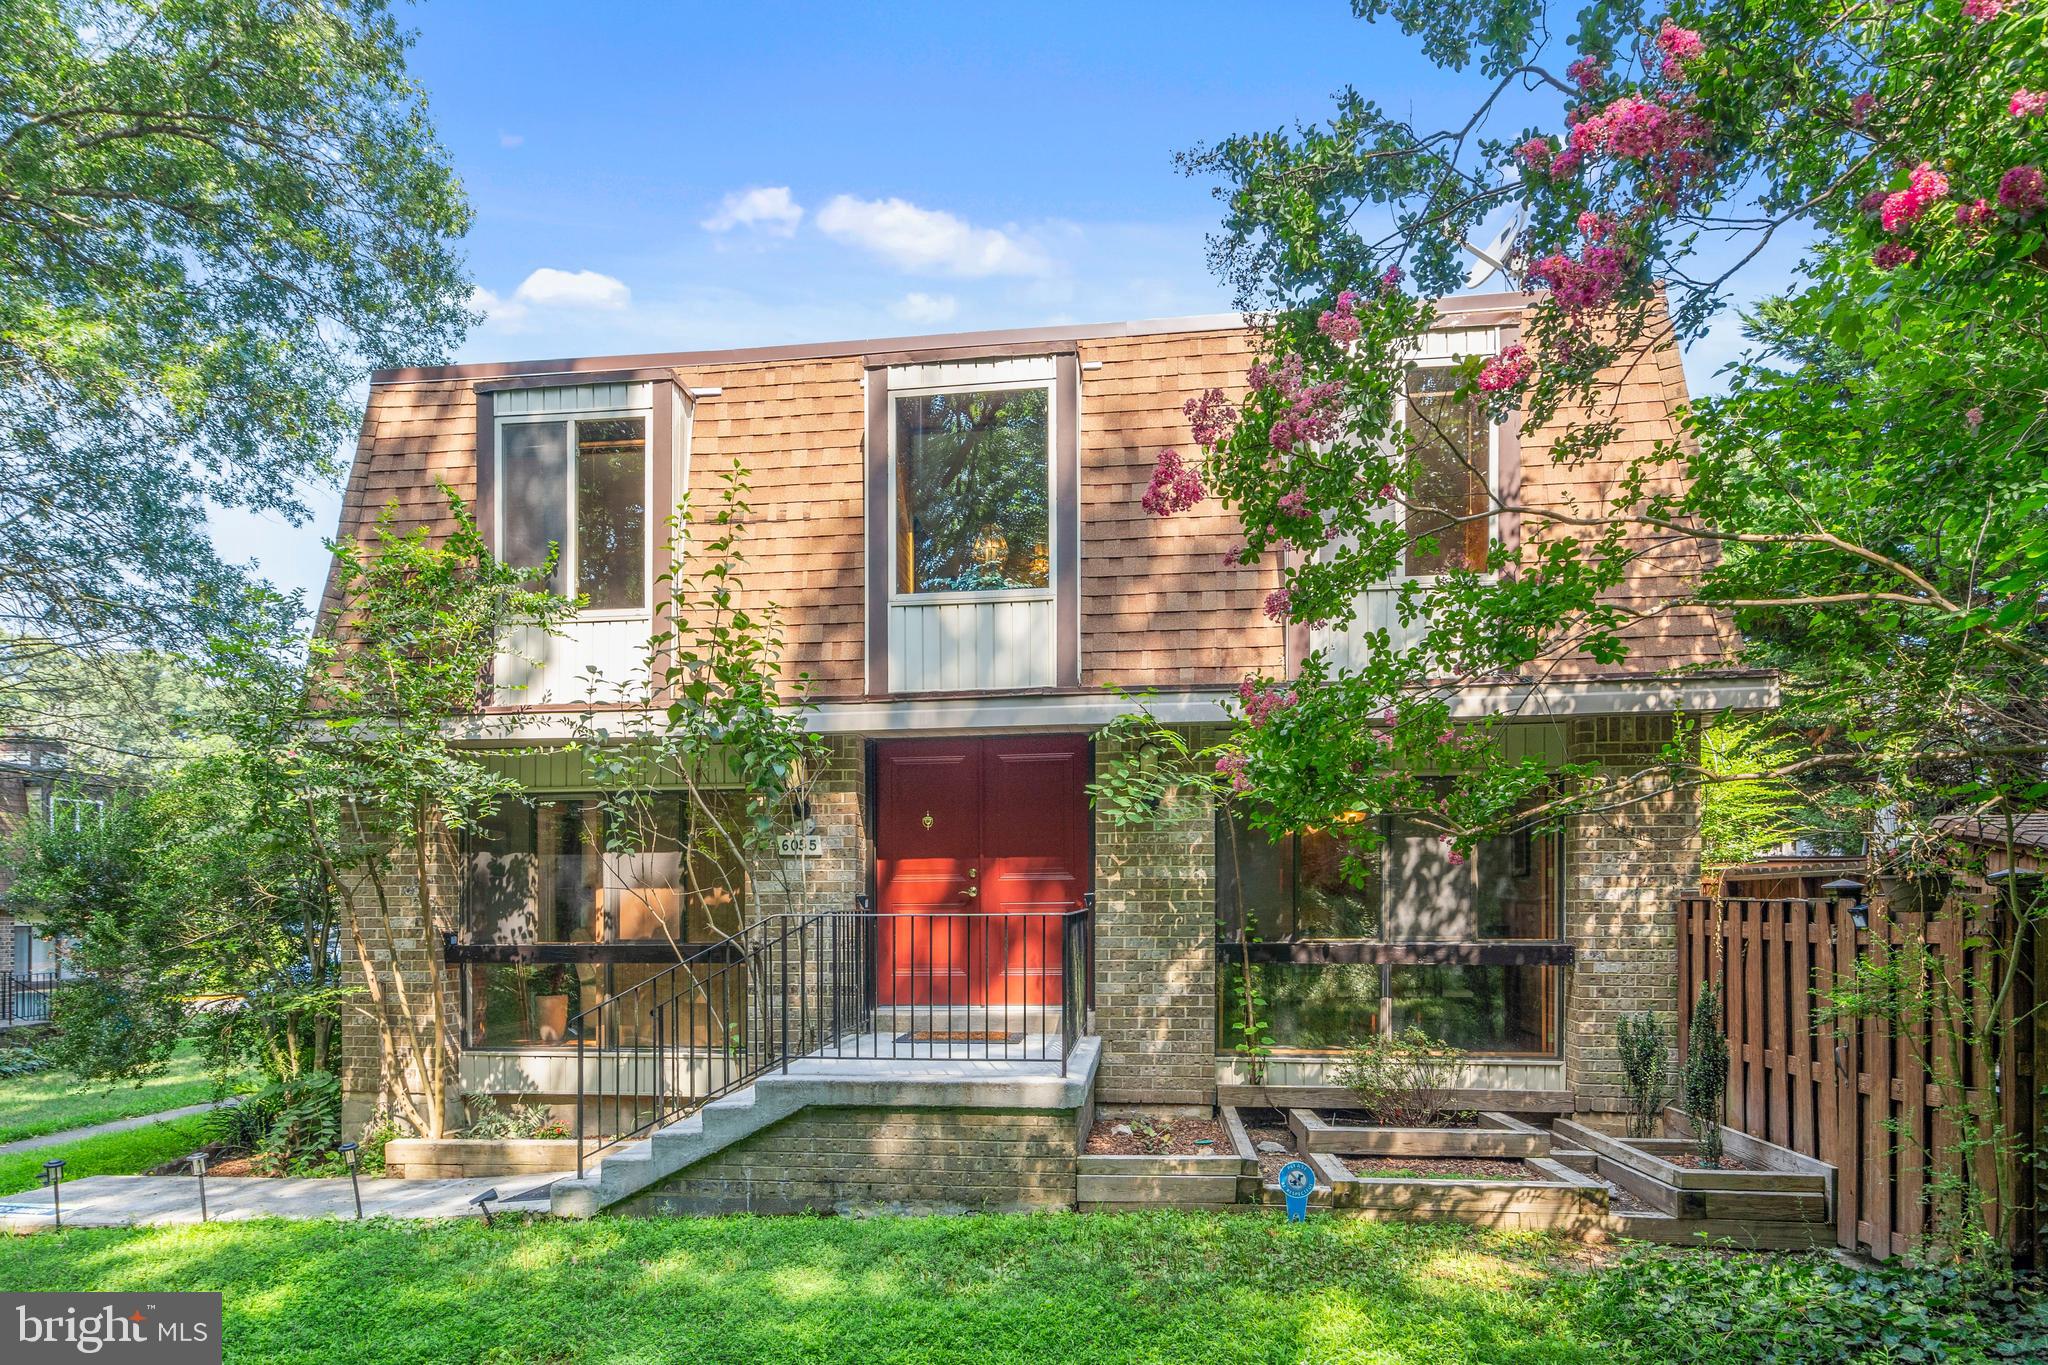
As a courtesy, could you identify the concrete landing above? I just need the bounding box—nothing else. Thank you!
[0,1172,568,1232]
[551,1035,1100,1218]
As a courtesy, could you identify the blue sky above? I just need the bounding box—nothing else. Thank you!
[214,0,1787,610]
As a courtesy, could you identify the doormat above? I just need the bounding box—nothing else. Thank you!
[897,1029,1025,1044]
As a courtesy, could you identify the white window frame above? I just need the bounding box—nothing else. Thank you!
[1393,356,1501,586]
[49,793,103,832]
[886,361,1058,607]
[493,404,656,621]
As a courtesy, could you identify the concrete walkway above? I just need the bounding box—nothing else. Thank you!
[0,1171,568,1231]
[0,1098,242,1156]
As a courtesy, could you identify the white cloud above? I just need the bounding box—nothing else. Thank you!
[815,195,1052,278]
[890,292,958,324]
[701,186,804,237]
[474,268,632,331]
[498,131,524,149]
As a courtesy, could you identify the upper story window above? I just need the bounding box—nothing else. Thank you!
[497,406,650,613]
[892,379,1051,597]
[1402,366,1492,577]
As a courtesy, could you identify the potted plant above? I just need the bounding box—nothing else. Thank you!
[533,963,572,1044]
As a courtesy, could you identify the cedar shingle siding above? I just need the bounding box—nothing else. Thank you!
[323,303,1734,694]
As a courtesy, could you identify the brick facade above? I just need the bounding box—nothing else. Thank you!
[1091,737,1216,1110]
[623,1105,1080,1215]
[1562,715,1700,1112]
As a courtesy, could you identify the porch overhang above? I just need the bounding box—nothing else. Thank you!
[452,672,1777,743]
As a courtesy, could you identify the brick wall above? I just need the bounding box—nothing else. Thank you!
[337,816,464,1133]
[1091,736,1217,1109]
[1562,715,1700,1112]
[624,1105,1079,1215]
[337,737,871,1130]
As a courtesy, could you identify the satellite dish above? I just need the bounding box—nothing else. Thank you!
[1461,218,1519,290]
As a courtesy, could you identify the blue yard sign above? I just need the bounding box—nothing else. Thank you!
[1277,1160,1316,1222]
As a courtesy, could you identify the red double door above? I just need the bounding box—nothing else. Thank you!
[874,736,1089,1007]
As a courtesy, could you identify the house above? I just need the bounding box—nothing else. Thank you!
[0,736,91,1021]
[324,297,1775,1215]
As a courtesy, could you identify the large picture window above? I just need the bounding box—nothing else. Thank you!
[1217,809,1564,1055]
[456,793,742,1048]
[498,412,649,611]
[893,386,1051,595]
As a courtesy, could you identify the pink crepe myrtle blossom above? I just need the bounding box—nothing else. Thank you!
[1512,136,1554,173]
[1221,542,1246,568]
[1262,588,1292,623]
[1963,0,2011,20]
[2012,90,2048,119]
[1576,210,1614,242]
[1140,448,1206,516]
[1859,188,1889,216]
[1850,92,1878,125]
[1871,242,1917,270]
[1238,679,1298,727]
[1477,344,1535,393]
[1437,835,1467,866]
[1956,198,1996,229]
[1999,165,2046,216]
[1656,19,1706,81]
[1567,54,1605,92]
[1379,264,1404,294]
[1184,387,1236,447]
[1528,244,1633,313]
[1878,164,1950,232]
[1966,407,1985,431]
[1259,354,1345,453]
[1380,706,1397,724]
[1277,488,1311,519]
[1317,290,1362,345]
[1214,753,1252,793]
[1376,483,1396,500]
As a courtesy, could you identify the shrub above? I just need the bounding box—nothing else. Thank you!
[1334,1028,1469,1126]
[1683,981,1730,1166]
[459,1094,567,1141]
[1616,1012,1673,1140]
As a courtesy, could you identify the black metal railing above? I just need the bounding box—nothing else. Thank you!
[0,971,59,1025]
[572,903,1092,1175]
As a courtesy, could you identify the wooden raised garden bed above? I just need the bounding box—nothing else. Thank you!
[1553,1109,1834,1248]
[1076,1113,1254,1211]
[1288,1109,1552,1159]
[1305,1150,1610,1232]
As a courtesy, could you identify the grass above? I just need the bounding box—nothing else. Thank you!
[0,1114,212,1196]
[0,1213,1614,1364]
[0,1038,251,1143]
[2,1211,2033,1363]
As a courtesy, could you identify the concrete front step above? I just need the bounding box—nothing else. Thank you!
[551,1036,1102,1218]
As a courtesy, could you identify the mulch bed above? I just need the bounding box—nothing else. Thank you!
[1602,1181,1655,1214]
[1239,1109,1299,1181]
[1664,1151,1759,1171]
[1086,1115,1227,1156]
[1339,1155,1532,1181]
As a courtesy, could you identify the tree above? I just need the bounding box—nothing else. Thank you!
[1140,0,2045,870]
[306,492,572,1138]
[0,0,472,668]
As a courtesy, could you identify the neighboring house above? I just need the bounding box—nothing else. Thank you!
[0,736,91,993]
[324,297,1775,1213]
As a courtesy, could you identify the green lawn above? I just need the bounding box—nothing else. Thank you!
[0,1214,1607,1364]
[0,1039,251,1143]
[0,1113,212,1195]
[1,1212,2033,1363]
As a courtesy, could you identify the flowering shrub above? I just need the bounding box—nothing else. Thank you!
[1477,344,1535,392]
[1140,448,1205,516]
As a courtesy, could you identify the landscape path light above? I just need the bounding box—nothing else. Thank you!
[41,1158,64,1229]
[336,1142,363,1220]
[188,1151,209,1222]
[469,1186,499,1228]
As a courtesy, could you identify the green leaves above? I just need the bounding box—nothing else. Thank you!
[0,0,473,666]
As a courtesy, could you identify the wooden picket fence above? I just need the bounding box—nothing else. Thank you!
[1678,893,2045,1264]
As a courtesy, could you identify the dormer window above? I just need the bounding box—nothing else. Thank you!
[496,406,650,613]
[892,383,1052,598]
[1402,366,1491,577]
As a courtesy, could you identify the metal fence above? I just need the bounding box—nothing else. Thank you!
[572,904,1093,1175]
[0,971,59,1025]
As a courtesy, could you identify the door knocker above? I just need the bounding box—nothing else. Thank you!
[922,811,933,830]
